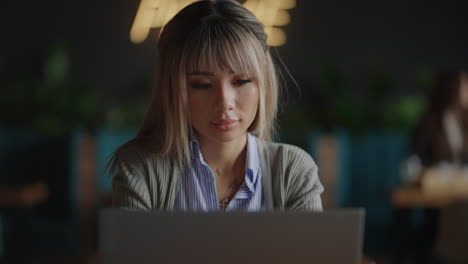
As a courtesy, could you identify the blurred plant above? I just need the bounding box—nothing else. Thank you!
[365,66,394,127]
[101,68,155,130]
[0,41,101,135]
[314,63,367,136]
[300,63,429,136]
[104,102,148,129]
[415,66,435,93]
[382,95,426,129]
[277,106,314,147]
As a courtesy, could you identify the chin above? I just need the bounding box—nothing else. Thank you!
[204,129,247,144]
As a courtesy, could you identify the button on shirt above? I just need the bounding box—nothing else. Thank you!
[174,133,264,211]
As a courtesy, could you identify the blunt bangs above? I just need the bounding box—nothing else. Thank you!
[183,20,264,79]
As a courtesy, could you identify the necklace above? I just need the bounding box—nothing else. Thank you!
[218,178,243,211]
[219,198,229,211]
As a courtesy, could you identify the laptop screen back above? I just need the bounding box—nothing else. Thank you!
[99,209,364,264]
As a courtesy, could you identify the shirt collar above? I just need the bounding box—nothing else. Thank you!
[189,132,260,193]
[245,133,260,192]
[189,131,205,165]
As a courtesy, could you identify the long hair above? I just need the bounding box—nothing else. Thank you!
[108,0,280,170]
[426,70,466,119]
[413,69,468,165]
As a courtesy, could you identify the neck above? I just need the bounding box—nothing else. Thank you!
[197,134,248,177]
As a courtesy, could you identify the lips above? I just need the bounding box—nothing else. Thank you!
[212,119,238,131]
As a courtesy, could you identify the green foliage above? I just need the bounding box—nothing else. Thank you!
[0,42,101,135]
[104,102,147,129]
[382,96,426,129]
[328,93,367,135]
[44,42,69,86]
[282,63,431,137]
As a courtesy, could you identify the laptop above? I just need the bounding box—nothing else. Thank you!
[99,209,365,264]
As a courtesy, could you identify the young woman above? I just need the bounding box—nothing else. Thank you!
[109,0,323,212]
[414,69,468,166]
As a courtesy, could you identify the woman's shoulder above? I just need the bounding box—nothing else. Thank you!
[110,140,172,209]
[256,140,317,171]
[108,139,170,177]
[256,139,323,211]
[110,139,180,210]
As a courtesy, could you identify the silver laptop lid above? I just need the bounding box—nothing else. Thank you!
[99,209,364,264]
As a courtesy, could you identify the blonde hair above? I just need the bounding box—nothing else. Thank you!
[111,0,280,169]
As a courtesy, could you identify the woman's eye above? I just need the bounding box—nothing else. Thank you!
[191,83,212,89]
[234,79,252,86]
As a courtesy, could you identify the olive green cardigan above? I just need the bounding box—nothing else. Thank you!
[112,139,323,211]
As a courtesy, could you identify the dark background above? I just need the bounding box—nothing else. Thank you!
[2,0,468,113]
[1,0,468,262]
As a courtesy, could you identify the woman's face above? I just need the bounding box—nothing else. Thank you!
[187,67,259,144]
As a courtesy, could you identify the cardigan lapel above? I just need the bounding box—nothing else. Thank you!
[257,139,275,211]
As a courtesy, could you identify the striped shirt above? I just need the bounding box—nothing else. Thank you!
[174,133,264,211]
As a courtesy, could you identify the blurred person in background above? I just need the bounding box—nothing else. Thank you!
[414,69,468,166]
[395,69,468,264]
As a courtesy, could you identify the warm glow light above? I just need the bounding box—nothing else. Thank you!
[130,0,158,43]
[274,9,290,26]
[244,0,294,46]
[151,6,166,28]
[130,27,150,44]
[265,27,286,47]
[243,0,260,13]
[255,7,277,26]
[262,0,296,9]
[130,0,295,46]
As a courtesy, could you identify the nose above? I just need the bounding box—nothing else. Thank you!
[214,82,235,112]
